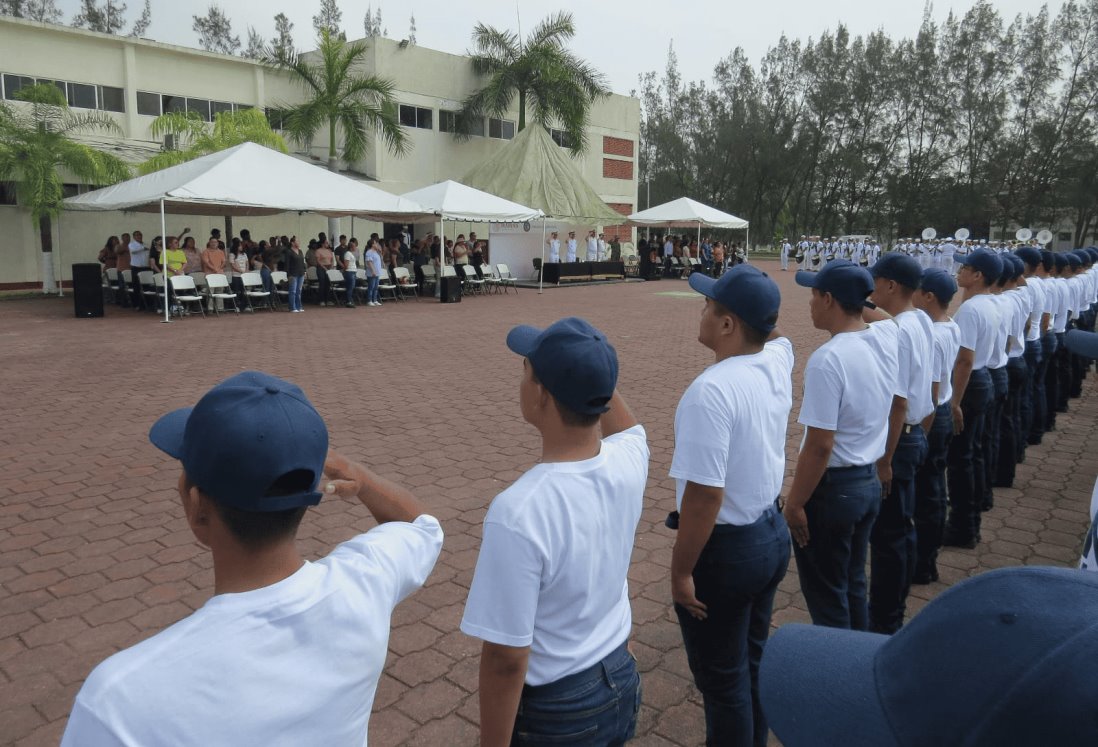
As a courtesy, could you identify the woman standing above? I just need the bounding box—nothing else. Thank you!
[228,238,249,299]
[364,238,383,307]
[285,236,306,313]
[98,236,119,270]
[340,238,358,308]
[182,237,202,275]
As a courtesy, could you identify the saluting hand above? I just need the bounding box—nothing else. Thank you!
[784,503,810,548]
[672,574,707,621]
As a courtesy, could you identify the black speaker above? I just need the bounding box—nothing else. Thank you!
[439,275,462,303]
[72,263,104,318]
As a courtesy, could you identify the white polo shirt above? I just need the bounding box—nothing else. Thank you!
[1050,279,1071,332]
[932,318,962,405]
[62,516,443,747]
[954,293,1002,370]
[985,294,1011,370]
[670,337,794,525]
[799,326,894,468]
[1024,276,1048,342]
[1006,289,1030,359]
[461,426,648,686]
[895,309,936,424]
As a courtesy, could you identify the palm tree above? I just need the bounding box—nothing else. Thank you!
[264,29,407,238]
[458,11,610,155]
[139,107,289,238]
[0,84,130,293]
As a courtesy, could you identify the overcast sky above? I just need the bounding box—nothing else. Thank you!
[59,0,1064,94]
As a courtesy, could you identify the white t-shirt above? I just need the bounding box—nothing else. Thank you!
[985,294,1011,369]
[932,318,962,405]
[342,250,357,272]
[1005,289,1029,359]
[461,426,648,687]
[954,293,1002,370]
[799,326,895,468]
[895,309,936,424]
[670,338,794,525]
[364,248,383,277]
[1050,279,1071,332]
[62,516,444,747]
[664,240,674,257]
[1024,277,1048,342]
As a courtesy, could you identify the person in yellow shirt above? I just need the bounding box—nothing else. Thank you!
[162,236,187,276]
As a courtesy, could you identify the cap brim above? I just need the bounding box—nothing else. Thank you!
[506,325,542,357]
[1064,330,1098,359]
[760,624,895,746]
[687,271,717,298]
[794,270,819,288]
[148,407,192,459]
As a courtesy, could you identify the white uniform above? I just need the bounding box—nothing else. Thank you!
[548,239,561,263]
[932,319,962,405]
[566,239,578,263]
[62,516,443,746]
[586,237,599,261]
[781,241,792,271]
[462,427,648,686]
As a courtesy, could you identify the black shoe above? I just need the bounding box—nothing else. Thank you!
[345,302,355,308]
[943,532,977,549]
[912,568,939,585]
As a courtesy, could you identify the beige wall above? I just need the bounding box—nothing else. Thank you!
[0,18,639,286]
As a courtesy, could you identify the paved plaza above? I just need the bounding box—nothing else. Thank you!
[1,259,1094,745]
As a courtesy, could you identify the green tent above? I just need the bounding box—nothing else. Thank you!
[461,124,624,224]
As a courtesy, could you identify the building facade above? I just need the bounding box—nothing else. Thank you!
[0,17,639,288]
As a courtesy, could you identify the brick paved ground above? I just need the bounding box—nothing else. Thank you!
[1,260,1094,745]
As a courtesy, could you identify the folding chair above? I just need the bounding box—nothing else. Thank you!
[118,269,133,306]
[393,266,419,301]
[103,267,118,303]
[420,264,437,295]
[495,264,519,294]
[480,264,502,294]
[270,270,288,310]
[376,269,399,303]
[460,264,485,296]
[204,274,239,315]
[139,270,158,310]
[170,275,206,318]
[304,266,319,303]
[326,268,346,306]
[241,271,272,312]
[152,273,170,313]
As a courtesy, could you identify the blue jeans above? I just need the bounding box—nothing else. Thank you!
[1033,333,1056,439]
[343,270,356,305]
[995,357,1027,486]
[914,404,953,578]
[946,368,993,543]
[983,366,1008,509]
[259,266,273,294]
[675,505,789,747]
[288,274,304,311]
[1022,339,1043,446]
[792,464,881,631]
[512,641,640,746]
[367,275,380,303]
[870,425,928,634]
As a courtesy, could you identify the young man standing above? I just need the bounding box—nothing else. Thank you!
[546,231,561,263]
[912,269,962,584]
[866,253,935,634]
[62,371,443,745]
[586,229,599,261]
[462,318,647,746]
[1015,247,1052,447]
[566,231,579,263]
[669,266,793,746]
[785,260,895,631]
[943,249,1003,549]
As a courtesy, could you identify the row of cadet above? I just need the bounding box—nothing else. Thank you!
[58,249,1098,746]
[784,235,883,270]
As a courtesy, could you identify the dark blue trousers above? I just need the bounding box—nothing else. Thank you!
[676,505,790,747]
[982,366,1008,511]
[995,357,1027,487]
[1022,339,1042,449]
[914,404,953,579]
[870,425,928,634]
[1033,333,1057,440]
[946,368,993,544]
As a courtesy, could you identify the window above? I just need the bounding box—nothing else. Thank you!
[399,104,433,129]
[265,107,287,130]
[439,109,458,133]
[0,181,17,206]
[36,79,68,99]
[235,103,253,111]
[67,82,97,109]
[489,117,515,140]
[2,74,34,100]
[161,94,186,114]
[1059,232,1072,242]
[186,98,211,122]
[550,128,574,149]
[98,85,124,113]
[137,90,160,116]
[61,183,82,198]
[210,100,233,117]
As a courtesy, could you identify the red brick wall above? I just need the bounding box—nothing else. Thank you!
[603,136,635,158]
[603,158,634,180]
[602,203,633,241]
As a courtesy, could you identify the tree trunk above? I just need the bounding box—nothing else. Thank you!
[518,89,526,132]
[327,119,341,242]
[39,214,56,294]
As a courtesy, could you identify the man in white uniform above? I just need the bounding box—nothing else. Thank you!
[597,232,609,261]
[462,318,647,746]
[781,237,792,271]
[586,229,599,261]
[62,371,443,746]
[786,261,893,631]
[566,231,578,263]
[546,231,561,263]
[671,266,792,746]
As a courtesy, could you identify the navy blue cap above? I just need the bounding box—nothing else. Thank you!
[1053,253,1070,271]
[1085,248,1098,263]
[957,249,1003,284]
[1040,249,1055,270]
[507,317,618,415]
[795,260,875,309]
[1015,247,1042,268]
[760,567,1098,747]
[1066,252,1082,269]
[688,264,780,334]
[149,371,328,512]
[920,269,957,305]
[871,253,923,289]
[998,254,1020,282]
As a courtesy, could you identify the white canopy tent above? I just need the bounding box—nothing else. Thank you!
[400,180,543,295]
[628,197,750,256]
[64,142,432,321]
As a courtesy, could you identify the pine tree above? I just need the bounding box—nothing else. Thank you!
[71,0,127,34]
[312,0,344,40]
[0,0,28,18]
[363,5,382,37]
[242,26,265,59]
[128,0,150,36]
[408,13,416,45]
[271,12,295,60]
[20,0,63,23]
[192,5,240,55]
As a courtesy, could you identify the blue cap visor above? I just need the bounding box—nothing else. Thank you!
[687,271,718,298]
[506,325,542,357]
[149,407,191,459]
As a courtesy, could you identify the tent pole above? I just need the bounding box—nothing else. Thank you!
[161,199,170,323]
[696,223,700,262]
[539,218,546,294]
[56,214,63,297]
[745,225,750,262]
[436,215,443,298]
